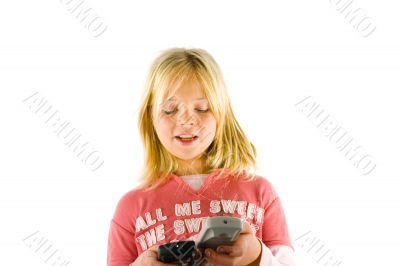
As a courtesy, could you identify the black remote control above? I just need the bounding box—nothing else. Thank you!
[157,240,197,264]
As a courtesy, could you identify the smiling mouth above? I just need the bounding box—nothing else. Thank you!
[175,135,199,144]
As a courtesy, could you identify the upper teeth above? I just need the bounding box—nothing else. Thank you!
[179,135,193,139]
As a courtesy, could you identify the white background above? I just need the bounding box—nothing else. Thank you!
[1,0,399,265]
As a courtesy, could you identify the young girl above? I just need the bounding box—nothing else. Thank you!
[107,48,296,266]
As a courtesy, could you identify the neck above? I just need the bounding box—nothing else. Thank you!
[175,157,207,176]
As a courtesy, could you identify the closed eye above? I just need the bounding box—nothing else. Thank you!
[163,109,176,115]
[163,109,208,115]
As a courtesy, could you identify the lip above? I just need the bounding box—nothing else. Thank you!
[174,135,199,145]
[175,132,198,137]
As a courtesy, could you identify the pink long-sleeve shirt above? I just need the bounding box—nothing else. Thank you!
[107,170,294,265]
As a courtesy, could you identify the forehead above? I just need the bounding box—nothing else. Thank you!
[165,80,207,102]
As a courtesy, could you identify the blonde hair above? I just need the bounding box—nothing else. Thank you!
[137,48,257,190]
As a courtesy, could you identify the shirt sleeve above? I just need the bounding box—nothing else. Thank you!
[269,245,297,265]
[107,219,138,266]
[258,239,296,266]
[262,196,293,249]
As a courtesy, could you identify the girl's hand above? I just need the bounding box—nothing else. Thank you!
[129,245,176,266]
[203,221,262,266]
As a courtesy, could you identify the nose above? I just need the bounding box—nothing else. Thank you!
[177,107,196,126]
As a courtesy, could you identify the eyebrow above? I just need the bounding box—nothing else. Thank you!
[166,97,207,102]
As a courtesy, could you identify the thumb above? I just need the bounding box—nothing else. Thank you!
[148,245,159,251]
[241,221,255,235]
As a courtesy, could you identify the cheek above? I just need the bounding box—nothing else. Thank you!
[201,114,217,133]
[154,117,174,139]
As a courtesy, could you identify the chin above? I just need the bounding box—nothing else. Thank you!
[174,152,203,161]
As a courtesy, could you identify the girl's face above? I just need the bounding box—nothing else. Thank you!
[153,81,217,165]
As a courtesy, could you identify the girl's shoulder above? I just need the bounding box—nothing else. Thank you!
[112,182,169,219]
[231,173,279,197]
[117,176,175,202]
[118,182,165,201]
[233,172,275,187]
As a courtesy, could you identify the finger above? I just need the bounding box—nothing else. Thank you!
[148,245,159,252]
[154,261,177,266]
[144,246,159,260]
[205,247,243,265]
[197,254,213,266]
[216,245,243,257]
